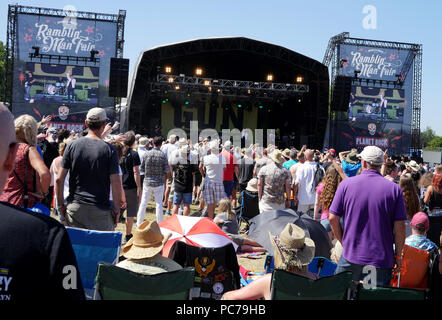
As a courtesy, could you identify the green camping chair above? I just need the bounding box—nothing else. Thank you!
[270,269,353,300]
[94,263,195,300]
[357,284,427,300]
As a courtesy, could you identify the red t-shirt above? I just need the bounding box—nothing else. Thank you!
[220,150,237,181]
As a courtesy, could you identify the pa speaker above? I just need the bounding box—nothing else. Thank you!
[109,58,129,98]
[331,76,352,112]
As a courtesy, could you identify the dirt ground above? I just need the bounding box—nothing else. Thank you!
[53,200,267,275]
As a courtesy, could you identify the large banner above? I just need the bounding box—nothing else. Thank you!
[333,44,414,155]
[12,11,118,130]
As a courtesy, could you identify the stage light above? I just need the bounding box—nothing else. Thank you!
[185,101,190,105]
[165,66,172,73]
[175,85,180,90]
[259,105,263,109]
[204,80,210,86]
[296,76,303,83]
[31,46,40,57]
[339,59,347,68]
[266,74,273,82]
[195,68,203,76]
[217,89,221,93]
[354,70,361,78]
[90,50,99,62]
[298,98,302,103]
[168,77,174,83]
[162,100,167,104]
[247,89,251,94]
[238,104,242,108]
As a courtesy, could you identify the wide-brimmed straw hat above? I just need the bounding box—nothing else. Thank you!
[122,221,171,260]
[246,178,258,193]
[269,223,315,268]
[345,151,360,164]
[282,149,291,159]
[270,149,285,164]
[406,160,420,172]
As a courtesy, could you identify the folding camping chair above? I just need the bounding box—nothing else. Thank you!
[356,284,427,300]
[307,257,338,278]
[233,190,259,233]
[66,227,122,299]
[94,263,195,300]
[391,244,430,290]
[270,269,353,300]
[168,241,241,300]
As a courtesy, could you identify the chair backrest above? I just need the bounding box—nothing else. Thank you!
[270,269,353,300]
[94,263,194,300]
[428,215,442,248]
[308,257,338,278]
[239,190,259,221]
[168,241,240,300]
[357,285,426,300]
[66,227,122,298]
[391,244,430,289]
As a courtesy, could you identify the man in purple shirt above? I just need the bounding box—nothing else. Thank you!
[329,146,407,289]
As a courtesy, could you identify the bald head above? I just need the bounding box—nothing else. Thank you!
[0,103,18,195]
[305,149,314,161]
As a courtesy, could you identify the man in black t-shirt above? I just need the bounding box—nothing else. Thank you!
[238,148,255,192]
[56,107,122,231]
[0,103,85,300]
[170,145,198,216]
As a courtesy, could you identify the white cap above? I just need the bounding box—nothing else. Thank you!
[224,140,232,149]
[359,146,384,166]
[177,137,187,147]
[209,140,219,151]
[86,107,108,122]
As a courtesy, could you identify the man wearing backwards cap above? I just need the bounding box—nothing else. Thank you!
[405,212,439,260]
[329,145,407,289]
[56,107,123,231]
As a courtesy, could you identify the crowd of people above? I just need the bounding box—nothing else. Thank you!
[0,104,441,300]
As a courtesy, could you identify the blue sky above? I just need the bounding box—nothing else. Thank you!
[1,0,441,134]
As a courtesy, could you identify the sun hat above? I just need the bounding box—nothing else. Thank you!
[179,145,189,158]
[138,137,148,148]
[406,160,420,172]
[86,107,108,123]
[270,149,285,164]
[345,150,360,164]
[358,146,384,166]
[122,221,172,260]
[209,140,219,151]
[410,212,430,231]
[269,223,315,268]
[246,178,258,193]
[282,148,291,159]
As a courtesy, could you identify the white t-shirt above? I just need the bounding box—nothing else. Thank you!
[202,153,225,183]
[160,143,177,161]
[295,161,320,205]
[137,147,147,175]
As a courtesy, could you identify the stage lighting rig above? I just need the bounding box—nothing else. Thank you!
[31,46,40,58]
[296,76,304,83]
[353,70,361,78]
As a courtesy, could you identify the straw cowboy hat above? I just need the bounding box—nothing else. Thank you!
[282,148,291,159]
[138,137,148,148]
[345,151,360,164]
[122,221,172,260]
[246,178,258,193]
[270,149,285,164]
[406,160,420,172]
[269,223,315,268]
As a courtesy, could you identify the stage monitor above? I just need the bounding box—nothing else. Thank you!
[348,85,406,124]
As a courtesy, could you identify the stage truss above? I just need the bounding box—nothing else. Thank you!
[323,32,423,153]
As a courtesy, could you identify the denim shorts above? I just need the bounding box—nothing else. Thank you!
[173,192,193,205]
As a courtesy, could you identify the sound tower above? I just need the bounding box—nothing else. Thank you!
[109,58,129,97]
[331,76,352,112]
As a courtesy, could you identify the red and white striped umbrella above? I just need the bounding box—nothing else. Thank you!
[159,215,238,257]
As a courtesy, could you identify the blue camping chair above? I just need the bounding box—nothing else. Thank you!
[308,257,337,277]
[66,227,122,299]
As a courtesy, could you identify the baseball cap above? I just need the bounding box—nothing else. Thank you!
[410,212,429,231]
[138,137,148,147]
[209,140,219,151]
[359,146,384,166]
[86,107,108,123]
[328,149,336,156]
[224,140,232,149]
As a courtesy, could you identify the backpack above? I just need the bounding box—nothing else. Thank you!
[312,163,325,192]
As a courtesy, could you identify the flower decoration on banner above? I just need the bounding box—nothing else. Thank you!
[46,19,51,23]
[97,50,105,57]
[24,33,33,42]
[85,26,94,35]
[105,79,109,88]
